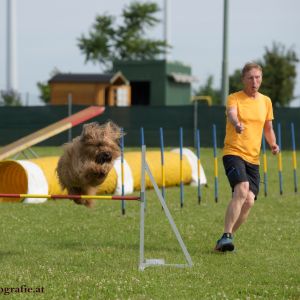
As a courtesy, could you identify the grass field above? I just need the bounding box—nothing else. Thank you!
[1,147,300,299]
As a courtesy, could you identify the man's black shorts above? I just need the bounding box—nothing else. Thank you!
[223,155,260,198]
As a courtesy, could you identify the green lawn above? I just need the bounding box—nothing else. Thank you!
[0,147,300,299]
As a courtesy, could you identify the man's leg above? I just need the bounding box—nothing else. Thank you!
[224,181,249,234]
[232,191,255,233]
[215,181,249,252]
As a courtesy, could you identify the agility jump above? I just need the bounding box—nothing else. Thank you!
[0,150,207,204]
[0,145,193,271]
[0,193,140,201]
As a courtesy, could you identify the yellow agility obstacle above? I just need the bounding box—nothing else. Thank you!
[0,149,207,203]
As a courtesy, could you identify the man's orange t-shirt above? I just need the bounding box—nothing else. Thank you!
[223,91,274,165]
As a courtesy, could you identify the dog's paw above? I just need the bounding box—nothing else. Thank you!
[72,198,94,208]
[84,199,95,208]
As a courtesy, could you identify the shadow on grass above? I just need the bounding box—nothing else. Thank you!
[0,250,22,259]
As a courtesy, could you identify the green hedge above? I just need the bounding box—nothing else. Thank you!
[0,105,299,149]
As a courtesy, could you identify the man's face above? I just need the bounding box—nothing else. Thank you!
[242,68,262,94]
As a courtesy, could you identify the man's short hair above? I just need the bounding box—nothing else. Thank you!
[242,62,263,78]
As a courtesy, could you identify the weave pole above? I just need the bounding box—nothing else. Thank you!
[159,127,166,200]
[0,194,140,201]
[140,127,145,147]
[291,122,298,193]
[277,123,283,195]
[196,128,202,204]
[120,128,126,214]
[212,124,218,202]
[179,127,184,208]
[262,135,268,197]
[140,127,146,208]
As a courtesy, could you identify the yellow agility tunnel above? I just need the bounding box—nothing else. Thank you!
[0,149,207,203]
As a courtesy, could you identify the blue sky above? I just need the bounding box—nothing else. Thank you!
[0,0,300,105]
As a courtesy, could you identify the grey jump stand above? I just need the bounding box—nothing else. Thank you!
[139,145,193,271]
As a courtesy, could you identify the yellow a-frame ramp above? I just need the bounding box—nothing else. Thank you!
[0,106,105,161]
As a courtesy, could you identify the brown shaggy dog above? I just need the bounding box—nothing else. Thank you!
[56,121,122,207]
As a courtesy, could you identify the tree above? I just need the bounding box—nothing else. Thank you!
[77,1,169,71]
[229,69,243,94]
[37,82,51,104]
[0,90,22,106]
[229,42,299,106]
[37,68,60,104]
[194,75,221,105]
[258,42,298,106]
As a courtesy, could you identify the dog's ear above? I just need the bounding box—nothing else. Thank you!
[105,121,125,140]
[81,122,100,143]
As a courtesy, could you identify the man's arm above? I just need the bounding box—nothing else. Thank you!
[227,107,244,134]
[264,120,280,154]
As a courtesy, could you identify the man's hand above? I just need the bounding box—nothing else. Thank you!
[227,107,244,134]
[271,144,280,155]
[234,122,244,134]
